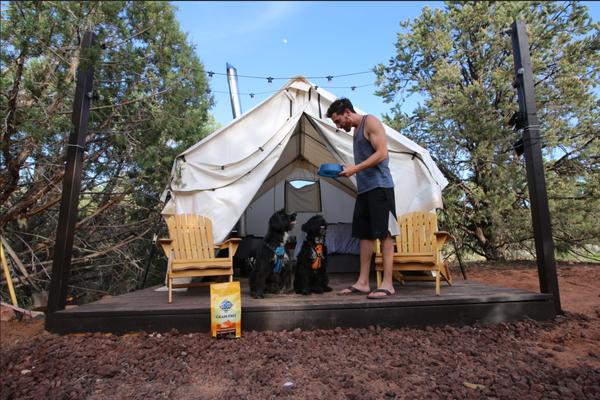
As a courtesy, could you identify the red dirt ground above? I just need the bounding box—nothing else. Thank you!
[1,260,599,399]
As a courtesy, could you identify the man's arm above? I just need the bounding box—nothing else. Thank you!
[339,115,388,178]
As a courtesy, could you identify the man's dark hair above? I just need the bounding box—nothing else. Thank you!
[326,98,356,118]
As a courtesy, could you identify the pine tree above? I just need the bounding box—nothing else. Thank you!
[374,1,600,261]
[0,1,218,300]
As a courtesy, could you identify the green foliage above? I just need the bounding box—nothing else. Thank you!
[1,1,218,300]
[375,1,600,260]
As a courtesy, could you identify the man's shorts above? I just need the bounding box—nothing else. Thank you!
[352,187,399,240]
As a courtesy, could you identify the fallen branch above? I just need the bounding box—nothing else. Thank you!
[1,236,43,292]
[0,301,37,317]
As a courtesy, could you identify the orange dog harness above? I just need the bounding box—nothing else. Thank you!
[310,243,323,270]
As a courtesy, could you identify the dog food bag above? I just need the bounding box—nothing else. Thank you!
[210,281,241,339]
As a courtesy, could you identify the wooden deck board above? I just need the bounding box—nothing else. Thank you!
[46,274,556,335]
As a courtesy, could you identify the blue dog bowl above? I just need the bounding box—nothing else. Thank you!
[317,163,343,178]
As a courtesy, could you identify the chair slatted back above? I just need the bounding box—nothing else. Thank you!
[397,211,438,255]
[168,214,215,261]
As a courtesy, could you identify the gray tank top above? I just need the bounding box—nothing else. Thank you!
[353,115,394,194]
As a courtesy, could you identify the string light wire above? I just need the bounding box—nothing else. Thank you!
[205,70,379,99]
[205,70,373,80]
[209,83,376,97]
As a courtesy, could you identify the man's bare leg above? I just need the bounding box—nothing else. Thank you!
[368,233,395,298]
[338,239,373,294]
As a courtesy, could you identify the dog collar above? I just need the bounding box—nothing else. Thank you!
[309,243,323,270]
[265,244,286,273]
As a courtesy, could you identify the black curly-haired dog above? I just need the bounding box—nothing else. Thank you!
[293,215,332,295]
[249,209,297,299]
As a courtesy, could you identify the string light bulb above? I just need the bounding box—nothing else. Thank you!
[250,93,255,100]
[267,77,273,87]
[351,86,356,93]
[327,75,333,85]
[207,71,214,81]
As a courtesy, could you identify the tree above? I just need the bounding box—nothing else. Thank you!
[374,1,600,261]
[1,1,218,302]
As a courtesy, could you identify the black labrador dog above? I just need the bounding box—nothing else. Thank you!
[249,209,297,299]
[293,215,332,295]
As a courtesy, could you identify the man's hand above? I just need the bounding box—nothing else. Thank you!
[339,163,357,178]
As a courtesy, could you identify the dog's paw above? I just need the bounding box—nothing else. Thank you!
[301,290,311,296]
[253,293,264,299]
[324,286,333,292]
[314,288,324,294]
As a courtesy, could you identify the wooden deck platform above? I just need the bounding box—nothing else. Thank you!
[45,273,556,336]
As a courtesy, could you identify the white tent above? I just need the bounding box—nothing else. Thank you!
[161,75,448,244]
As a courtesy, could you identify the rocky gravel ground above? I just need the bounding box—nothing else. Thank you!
[2,261,600,399]
[2,312,600,399]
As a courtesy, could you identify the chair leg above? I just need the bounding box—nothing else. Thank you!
[168,278,172,304]
[435,272,441,296]
[376,271,382,288]
[441,263,453,285]
[392,271,405,285]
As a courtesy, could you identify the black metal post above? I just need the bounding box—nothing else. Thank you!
[46,32,97,326]
[510,20,562,315]
[140,216,164,290]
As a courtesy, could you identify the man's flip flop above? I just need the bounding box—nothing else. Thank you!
[337,286,369,296]
[367,289,394,299]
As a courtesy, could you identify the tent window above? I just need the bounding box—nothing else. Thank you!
[285,179,322,213]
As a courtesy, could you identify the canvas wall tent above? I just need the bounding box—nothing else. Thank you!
[160,75,449,244]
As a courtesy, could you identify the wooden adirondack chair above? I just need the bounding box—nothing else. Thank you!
[372,211,453,296]
[157,214,241,303]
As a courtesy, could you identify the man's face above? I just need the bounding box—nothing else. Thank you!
[330,109,352,132]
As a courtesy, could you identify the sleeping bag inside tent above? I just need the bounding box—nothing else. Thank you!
[160,75,448,272]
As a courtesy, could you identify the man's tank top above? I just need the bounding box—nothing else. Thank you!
[353,115,394,194]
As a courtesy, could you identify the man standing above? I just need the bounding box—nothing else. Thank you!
[327,98,399,299]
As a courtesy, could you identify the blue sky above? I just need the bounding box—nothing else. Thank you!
[172,1,600,128]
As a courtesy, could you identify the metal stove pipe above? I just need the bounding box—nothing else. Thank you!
[226,62,243,119]
[226,63,246,237]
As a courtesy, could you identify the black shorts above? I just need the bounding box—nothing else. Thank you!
[352,187,397,239]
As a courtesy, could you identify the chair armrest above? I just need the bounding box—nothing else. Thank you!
[157,238,173,257]
[434,231,453,248]
[157,238,173,246]
[215,238,243,256]
[215,238,243,248]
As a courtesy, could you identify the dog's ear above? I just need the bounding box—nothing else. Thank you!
[301,220,310,233]
[269,212,284,231]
